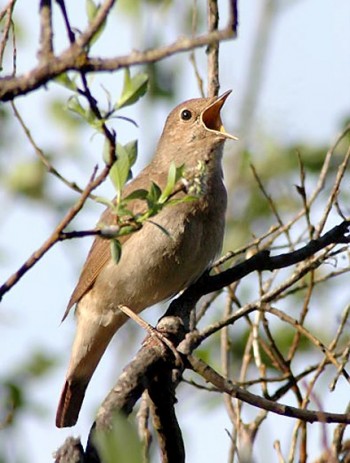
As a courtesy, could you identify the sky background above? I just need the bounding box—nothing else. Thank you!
[1,1,350,462]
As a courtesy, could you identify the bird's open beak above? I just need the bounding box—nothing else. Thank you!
[201,90,238,140]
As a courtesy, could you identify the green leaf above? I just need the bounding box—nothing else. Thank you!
[102,139,114,165]
[86,0,99,21]
[86,108,99,125]
[124,139,138,167]
[146,182,161,208]
[118,225,138,236]
[66,94,102,128]
[54,73,77,91]
[159,162,181,204]
[94,196,115,208]
[167,196,197,206]
[110,239,122,264]
[114,205,133,216]
[67,96,86,118]
[85,0,107,46]
[94,413,143,463]
[116,69,149,109]
[124,188,148,201]
[109,144,131,196]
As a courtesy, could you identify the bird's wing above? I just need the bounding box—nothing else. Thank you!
[63,207,117,318]
[62,167,163,320]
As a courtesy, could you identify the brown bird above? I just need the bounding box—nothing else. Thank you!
[56,91,236,428]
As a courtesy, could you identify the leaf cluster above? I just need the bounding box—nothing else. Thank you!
[103,160,190,264]
[56,66,148,133]
[1,352,57,429]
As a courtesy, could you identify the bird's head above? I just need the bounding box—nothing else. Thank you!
[155,91,237,167]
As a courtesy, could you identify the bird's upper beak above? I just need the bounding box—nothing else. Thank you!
[201,90,238,140]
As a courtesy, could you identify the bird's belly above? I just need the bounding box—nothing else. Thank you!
[87,205,223,321]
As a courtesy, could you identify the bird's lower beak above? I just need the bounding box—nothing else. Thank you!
[201,90,238,140]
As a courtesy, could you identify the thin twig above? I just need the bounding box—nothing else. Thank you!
[329,304,350,391]
[315,142,350,238]
[287,269,314,361]
[250,163,293,249]
[38,0,53,61]
[0,0,16,69]
[76,0,115,49]
[10,100,87,195]
[256,125,350,253]
[117,305,183,369]
[185,222,350,307]
[0,159,114,300]
[187,356,350,424]
[207,0,220,97]
[197,248,334,341]
[263,305,350,383]
[189,0,205,97]
[56,0,75,44]
[296,151,313,238]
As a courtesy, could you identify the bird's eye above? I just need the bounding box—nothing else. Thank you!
[180,109,192,121]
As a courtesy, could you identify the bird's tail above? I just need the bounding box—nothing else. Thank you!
[56,378,89,428]
[56,313,124,428]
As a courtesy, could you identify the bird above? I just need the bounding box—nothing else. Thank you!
[56,90,237,428]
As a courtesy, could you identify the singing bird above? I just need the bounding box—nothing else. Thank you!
[56,91,237,428]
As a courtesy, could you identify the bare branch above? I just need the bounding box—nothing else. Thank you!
[185,220,350,301]
[38,0,53,61]
[55,0,75,44]
[0,27,236,101]
[76,0,116,49]
[207,0,220,97]
[262,305,350,382]
[11,100,87,195]
[188,356,350,424]
[250,163,294,248]
[54,437,85,463]
[0,0,16,69]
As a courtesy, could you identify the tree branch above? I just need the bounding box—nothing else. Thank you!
[38,0,53,61]
[82,318,185,462]
[0,0,16,70]
[76,0,116,49]
[0,27,236,101]
[181,220,350,301]
[207,0,220,97]
[187,356,350,424]
[148,366,185,463]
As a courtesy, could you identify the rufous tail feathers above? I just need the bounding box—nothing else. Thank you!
[56,379,88,428]
[56,316,122,428]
